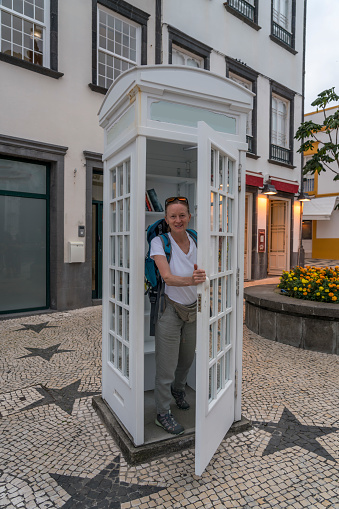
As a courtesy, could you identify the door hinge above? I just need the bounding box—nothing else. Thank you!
[197,294,202,312]
[238,163,242,192]
[234,370,238,397]
[236,267,240,296]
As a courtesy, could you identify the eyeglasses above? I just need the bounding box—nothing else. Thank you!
[165,196,189,206]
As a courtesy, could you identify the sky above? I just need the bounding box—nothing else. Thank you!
[305,0,339,113]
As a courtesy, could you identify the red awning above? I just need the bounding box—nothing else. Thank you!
[270,179,299,194]
[246,173,264,187]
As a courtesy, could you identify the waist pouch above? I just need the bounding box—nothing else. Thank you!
[165,294,197,323]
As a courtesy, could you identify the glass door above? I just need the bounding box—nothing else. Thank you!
[195,123,239,476]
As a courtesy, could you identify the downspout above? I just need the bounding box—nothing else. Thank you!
[297,0,307,267]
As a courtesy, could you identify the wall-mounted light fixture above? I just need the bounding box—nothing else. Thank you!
[262,182,277,195]
[296,191,310,202]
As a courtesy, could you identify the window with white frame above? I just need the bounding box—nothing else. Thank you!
[97,5,140,89]
[303,155,315,192]
[0,0,49,67]
[273,0,291,31]
[172,44,203,68]
[229,72,252,137]
[271,94,289,148]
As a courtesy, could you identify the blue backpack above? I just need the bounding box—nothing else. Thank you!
[145,218,197,336]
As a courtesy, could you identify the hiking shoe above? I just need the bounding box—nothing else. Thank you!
[155,411,184,435]
[171,386,190,410]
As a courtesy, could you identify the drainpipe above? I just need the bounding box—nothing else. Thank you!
[297,0,307,267]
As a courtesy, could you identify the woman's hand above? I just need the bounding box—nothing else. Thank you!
[192,264,206,285]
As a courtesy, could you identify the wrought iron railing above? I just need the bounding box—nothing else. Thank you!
[272,21,292,47]
[271,144,292,164]
[227,0,255,22]
[246,135,254,154]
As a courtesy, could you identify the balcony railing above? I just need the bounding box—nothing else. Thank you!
[272,21,292,47]
[227,0,255,22]
[246,135,254,154]
[271,144,292,165]
[303,177,314,193]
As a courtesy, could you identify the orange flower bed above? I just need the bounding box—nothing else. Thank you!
[278,266,339,303]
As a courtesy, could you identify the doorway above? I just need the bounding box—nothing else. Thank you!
[92,171,103,300]
[244,193,252,281]
[268,199,289,274]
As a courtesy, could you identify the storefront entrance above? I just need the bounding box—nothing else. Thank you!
[0,157,49,314]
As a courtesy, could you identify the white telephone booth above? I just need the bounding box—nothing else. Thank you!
[98,66,253,476]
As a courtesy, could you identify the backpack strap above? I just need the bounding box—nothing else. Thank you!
[186,229,197,246]
[159,233,172,263]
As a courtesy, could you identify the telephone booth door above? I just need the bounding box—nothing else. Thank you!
[195,122,245,475]
[99,65,252,474]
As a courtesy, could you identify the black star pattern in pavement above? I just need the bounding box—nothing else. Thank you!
[15,322,58,334]
[19,343,74,361]
[51,455,164,509]
[21,380,100,415]
[253,407,338,462]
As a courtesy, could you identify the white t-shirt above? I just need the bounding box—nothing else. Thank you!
[150,232,197,305]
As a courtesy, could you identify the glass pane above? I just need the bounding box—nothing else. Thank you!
[111,203,116,233]
[219,155,226,191]
[226,238,232,271]
[123,271,129,305]
[217,359,222,393]
[125,159,130,194]
[124,235,130,269]
[227,159,233,194]
[125,308,129,342]
[117,270,123,302]
[111,168,116,199]
[117,306,122,337]
[209,365,215,402]
[209,323,213,361]
[218,237,225,273]
[219,195,226,232]
[118,165,123,196]
[210,236,218,276]
[125,197,130,231]
[218,277,224,313]
[118,341,122,371]
[0,158,46,194]
[225,313,231,345]
[109,301,115,331]
[110,236,115,265]
[226,275,231,308]
[118,235,123,267]
[110,269,115,299]
[210,278,216,318]
[225,350,230,383]
[210,149,215,187]
[217,317,224,353]
[109,335,115,364]
[227,198,233,233]
[92,172,103,201]
[210,192,216,232]
[0,195,46,312]
[124,345,129,378]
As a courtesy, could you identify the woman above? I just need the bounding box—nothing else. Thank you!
[150,196,206,435]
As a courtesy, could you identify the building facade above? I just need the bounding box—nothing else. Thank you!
[0,0,306,314]
[302,105,339,259]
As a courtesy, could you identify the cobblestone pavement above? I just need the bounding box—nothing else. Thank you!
[0,306,338,509]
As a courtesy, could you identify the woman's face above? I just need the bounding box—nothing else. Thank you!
[165,203,191,234]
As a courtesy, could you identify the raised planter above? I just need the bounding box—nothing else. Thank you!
[244,284,339,355]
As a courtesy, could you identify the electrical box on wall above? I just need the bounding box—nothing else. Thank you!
[258,229,265,253]
[68,242,85,263]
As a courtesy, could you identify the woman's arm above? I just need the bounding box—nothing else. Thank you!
[153,255,206,287]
